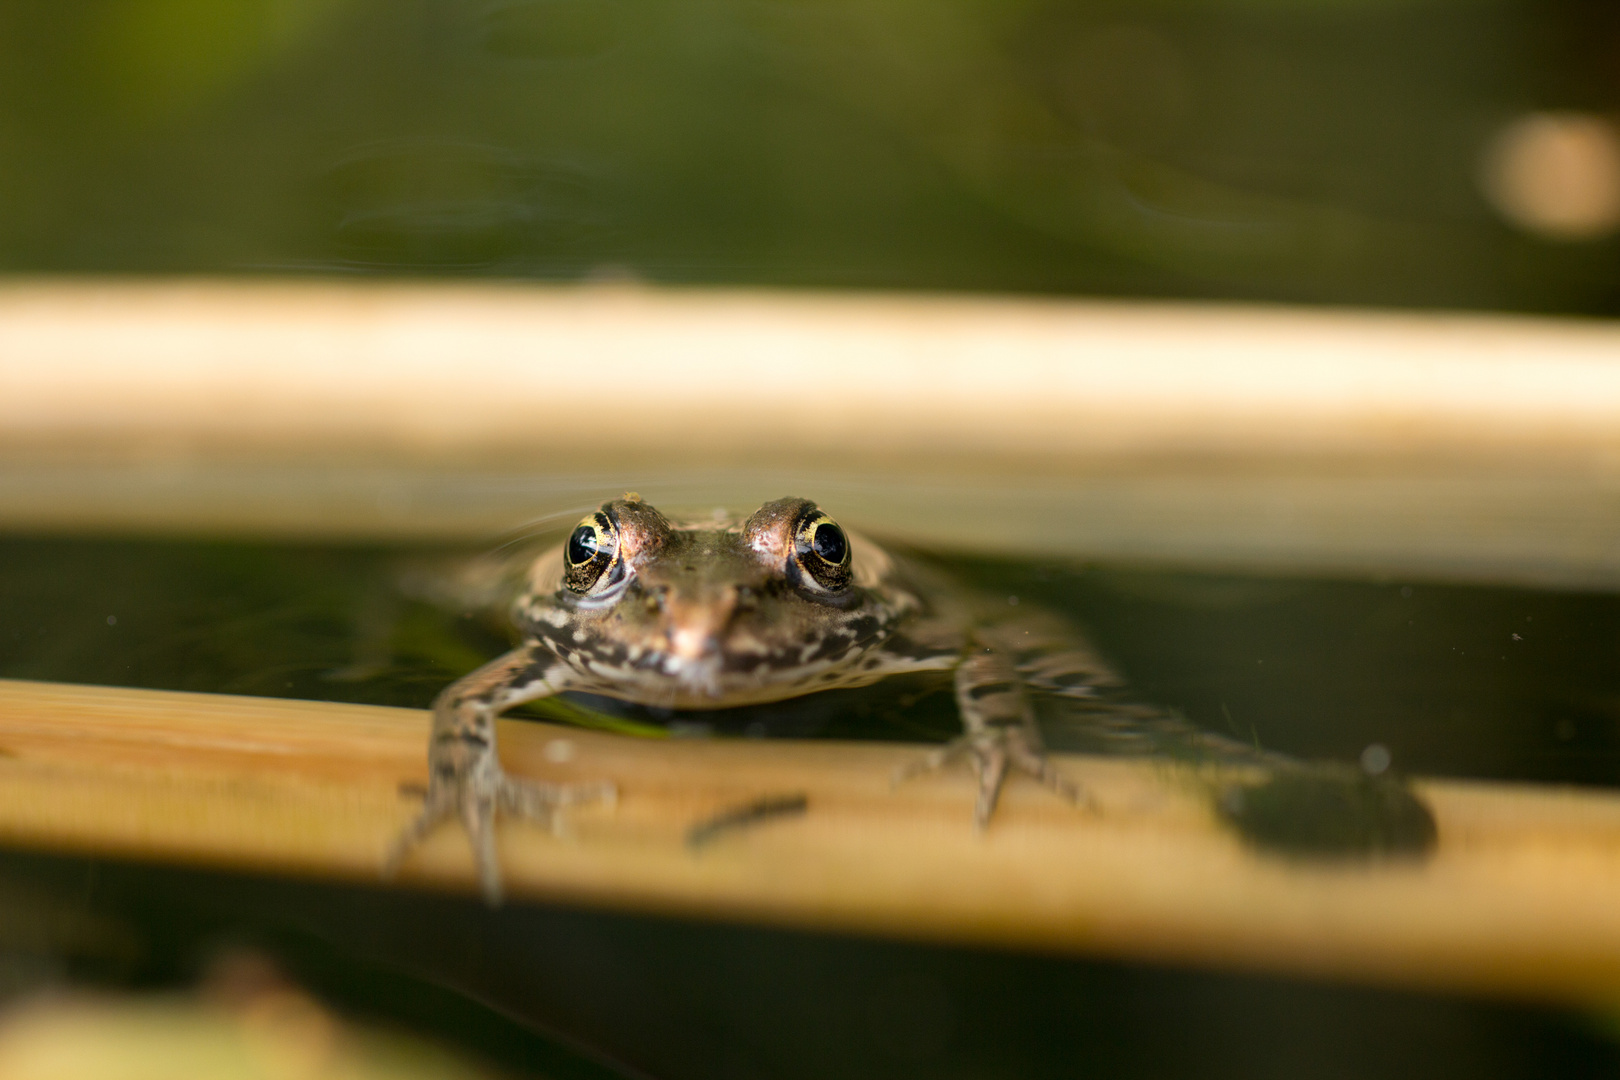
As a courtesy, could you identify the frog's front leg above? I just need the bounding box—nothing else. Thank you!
[383,645,614,904]
[895,643,1086,827]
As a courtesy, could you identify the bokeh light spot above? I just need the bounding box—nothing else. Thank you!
[1480,111,1620,241]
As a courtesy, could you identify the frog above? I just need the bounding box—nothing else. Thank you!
[384,492,1257,902]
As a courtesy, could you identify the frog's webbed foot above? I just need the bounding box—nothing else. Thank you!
[893,642,1094,828]
[383,648,615,905]
[384,767,615,904]
[891,726,1090,829]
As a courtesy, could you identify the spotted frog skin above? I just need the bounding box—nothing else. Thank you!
[387,493,1179,901]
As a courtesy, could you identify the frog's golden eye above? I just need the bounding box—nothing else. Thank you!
[563,511,619,594]
[794,512,852,592]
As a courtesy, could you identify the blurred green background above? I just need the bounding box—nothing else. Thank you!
[1,0,1617,310]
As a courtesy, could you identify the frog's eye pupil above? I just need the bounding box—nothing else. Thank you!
[563,511,623,595]
[811,521,847,565]
[567,524,598,566]
[784,505,852,594]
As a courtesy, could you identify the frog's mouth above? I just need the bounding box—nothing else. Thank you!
[620,644,822,707]
[664,652,727,696]
[588,647,866,711]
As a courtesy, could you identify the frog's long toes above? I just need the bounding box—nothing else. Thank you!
[1011,747,1092,811]
[971,747,1011,831]
[888,757,928,790]
[458,794,503,905]
[498,777,615,819]
[891,737,968,790]
[382,787,454,880]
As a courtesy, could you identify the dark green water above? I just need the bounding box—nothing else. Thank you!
[6,535,1615,786]
[1,1,1617,312]
[3,533,1620,1078]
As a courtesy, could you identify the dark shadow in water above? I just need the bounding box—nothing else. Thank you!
[1218,766,1438,859]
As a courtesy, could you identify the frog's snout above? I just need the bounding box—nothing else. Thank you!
[660,586,740,661]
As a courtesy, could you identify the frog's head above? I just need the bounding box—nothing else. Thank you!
[525,494,903,697]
